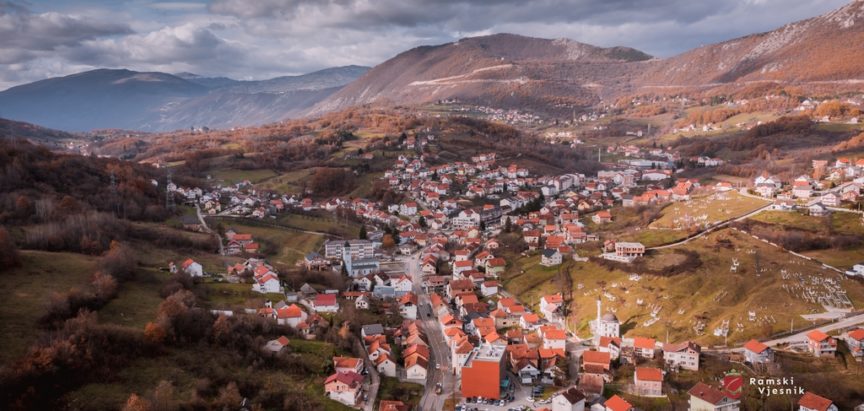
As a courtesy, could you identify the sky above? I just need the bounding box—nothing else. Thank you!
[0,0,852,90]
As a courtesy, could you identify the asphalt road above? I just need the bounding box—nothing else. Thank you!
[402,254,456,411]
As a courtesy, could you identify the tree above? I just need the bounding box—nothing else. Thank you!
[214,382,242,410]
[382,234,396,249]
[149,380,177,411]
[122,394,152,411]
[0,226,20,271]
[359,225,367,240]
[418,216,427,228]
[504,217,512,233]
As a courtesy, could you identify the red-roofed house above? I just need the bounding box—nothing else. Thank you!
[806,330,837,358]
[276,304,307,327]
[743,339,773,364]
[605,395,633,411]
[633,367,663,396]
[798,392,838,411]
[688,382,741,411]
[846,328,864,358]
[632,337,656,359]
[324,371,363,406]
[313,293,339,313]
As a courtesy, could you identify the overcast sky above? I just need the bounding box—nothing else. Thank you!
[0,0,851,90]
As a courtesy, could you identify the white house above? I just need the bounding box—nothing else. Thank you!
[743,339,773,364]
[405,356,428,380]
[324,372,363,407]
[180,258,203,277]
[688,382,741,411]
[253,273,282,294]
[540,294,564,320]
[551,387,586,411]
[663,341,700,371]
[313,294,339,313]
[276,304,307,328]
[374,354,397,377]
[541,249,563,267]
[798,392,838,411]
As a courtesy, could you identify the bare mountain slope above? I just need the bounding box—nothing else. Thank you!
[639,0,864,88]
[312,33,652,115]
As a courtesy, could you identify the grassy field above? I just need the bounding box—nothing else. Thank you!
[276,213,361,238]
[749,210,828,232]
[748,210,864,268]
[618,228,688,248]
[256,168,313,194]
[98,271,166,328]
[0,250,99,364]
[210,218,325,266]
[507,228,864,345]
[650,191,769,230]
[211,168,278,185]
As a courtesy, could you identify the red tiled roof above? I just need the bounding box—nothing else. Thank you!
[605,395,632,411]
[798,392,834,411]
[635,367,663,382]
[743,339,769,353]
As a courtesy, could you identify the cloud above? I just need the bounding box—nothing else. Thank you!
[0,2,130,51]
[0,0,853,91]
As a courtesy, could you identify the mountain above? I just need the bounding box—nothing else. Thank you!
[0,66,369,132]
[0,118,78,142]
[312,33,653,115]
[639,0,864,87]
[0,69,208,132]
[317,2,864,115]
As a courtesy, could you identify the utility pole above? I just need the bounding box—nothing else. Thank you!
[166,166,176,211]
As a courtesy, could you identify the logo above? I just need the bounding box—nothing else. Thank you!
[722,369,744,399]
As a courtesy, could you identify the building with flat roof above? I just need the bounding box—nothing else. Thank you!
[461,344,506,400]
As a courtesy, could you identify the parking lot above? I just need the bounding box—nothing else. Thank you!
[455,377,553,411]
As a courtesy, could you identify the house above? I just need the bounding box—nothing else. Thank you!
[480,281,499,297]
[581,351,611,371]
[605,395,633,411]
[845,328,864,358]
[820,192,840,207]
[598,336,621,360]
[276,304,307,327]
[633,367,663,397]
[798,392,838,411]
[663,341,701,371]
[304,252,329,270]
[374,354,397,377]
[520,313,541,330]
[633,337,656,359]
[592,210,612,224]
[324,371,363,406]
[180,258,203,277]
[252,272,282,294]
[485,257,507,277]
[399,292,418,320]
[461,344,506,400]
[541,249,563,267]
[263,336,290,353]
[540,294,564,320]
[743,339,773,364]
[806,330,837,357]
[808,202,829,217]
[405,354,428,380]
[333,356,364,374]
[313,294,339,313]
[688,382,741,411]
[361,324,384,338]
[551,386,586,411]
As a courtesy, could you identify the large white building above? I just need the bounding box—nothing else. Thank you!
[324,239,375,260]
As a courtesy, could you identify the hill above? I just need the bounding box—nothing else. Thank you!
[0,66,369,132]
[312,33,652,115]
[0,117,79,143]
[638,0,864,88]
[317,2,864,115]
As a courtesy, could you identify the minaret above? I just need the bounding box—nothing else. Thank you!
[596,298,602,325]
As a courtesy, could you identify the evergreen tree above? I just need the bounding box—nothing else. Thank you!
[359,225,367,240]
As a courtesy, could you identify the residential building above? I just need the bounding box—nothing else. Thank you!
[798,392,838,411]
[461,344,506,400]
[552,386,586,411]
[743,339,773,364]
[663,341,701,371]
[806,330,837,358]
[633,367,663,397]
[324,372,363,407]
[688,382,741,411]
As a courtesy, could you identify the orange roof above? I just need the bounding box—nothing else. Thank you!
[605,395,632,411]
[333,356,362,370]
[743,339,769,353]
[277,304,303,319]
[807,330,831,342]
[522,313,540,323]
[543,294,563,304]
[848,328,864,341]
[181,258,195,269]
[798,392,834,411]
[633,337,656,350]
[582,351,611,365]
[276,336,290,346]
[543,329,566,340]
[635,367,663,382]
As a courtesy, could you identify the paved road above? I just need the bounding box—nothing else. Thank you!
[710,312,864,353]
[401,254,455,411]
[355,336,381,411]
[649,202,772,250]
[195,204,224,255]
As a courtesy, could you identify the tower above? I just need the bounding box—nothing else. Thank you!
[165,167,176,211]
[596,297,602,325]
